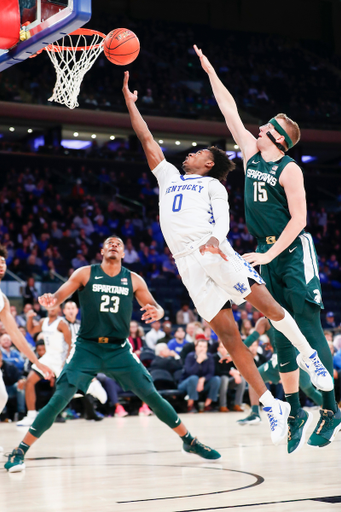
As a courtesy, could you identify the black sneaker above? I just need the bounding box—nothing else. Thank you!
[182,437,221,460]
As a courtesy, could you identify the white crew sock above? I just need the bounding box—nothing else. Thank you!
[27,410,37,417]
[259,390,276,408]
[270,309,314,358]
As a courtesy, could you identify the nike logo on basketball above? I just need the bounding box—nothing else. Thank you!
[289,247,297,253]
[95,276,103,279]
[280,362,290,367]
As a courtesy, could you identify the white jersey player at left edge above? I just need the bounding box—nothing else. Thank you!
[0,245,53,447]
[123,71,332,446]
[17,304,72,427]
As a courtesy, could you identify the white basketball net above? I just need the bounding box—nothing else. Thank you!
[46,31,105,109]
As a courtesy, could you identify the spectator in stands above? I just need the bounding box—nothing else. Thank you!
[123,239,140,272]
[162,253,179,279]
[10,305,25,329]
[150,343,183,378]
[214,340,246,412]
[17,303,33,327]
[144,320,165,350]
[178,337,220,413]
[18,326,35,348]
[51,221,63,240]
[128,320,144,356]
[322,311,338,329]
[185,321,203,343]
[160,320,173,344]
[121,219,135,239]
[167,327,188,355]
[96,373,128,418]
[176,303,197,325]
[0,333,25,373]
[240,318,253,340]
[71,250,88,269]
[22,276,39,305]
[0,350,25,421]
[25,255,43,280]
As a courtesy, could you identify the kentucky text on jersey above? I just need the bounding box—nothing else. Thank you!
[246,169,277,186]
[165,184,205,194]
[92,284,129,295]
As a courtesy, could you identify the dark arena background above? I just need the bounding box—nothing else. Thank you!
[0,1,341,511]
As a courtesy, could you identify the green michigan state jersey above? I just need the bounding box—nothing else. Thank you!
[77,265,133,342]
[244,152,299,239]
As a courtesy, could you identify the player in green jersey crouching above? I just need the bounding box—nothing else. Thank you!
[5,237,220,472]
[194,45,341,451]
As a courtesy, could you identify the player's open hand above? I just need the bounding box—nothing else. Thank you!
[38,293,57,309]
[193,45,215,74]
[36,362,54,380]
[242,252,272,267]
[199,237,228,261]
[122,71,138,103]
[141,304,162,323]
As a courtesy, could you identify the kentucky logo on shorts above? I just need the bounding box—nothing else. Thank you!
[234,282,248,293]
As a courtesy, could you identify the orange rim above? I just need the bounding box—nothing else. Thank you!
[45,28,106,52]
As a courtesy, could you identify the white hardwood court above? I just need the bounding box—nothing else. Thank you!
[0,407,340,512]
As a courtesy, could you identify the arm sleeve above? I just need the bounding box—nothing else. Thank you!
[208,180,230,244]
[243,330,260,348]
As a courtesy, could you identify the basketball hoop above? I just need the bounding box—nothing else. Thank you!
[43,28,106,109]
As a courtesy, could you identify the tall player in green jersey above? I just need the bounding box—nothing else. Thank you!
[194,45,341,452]
[5,237,221,472]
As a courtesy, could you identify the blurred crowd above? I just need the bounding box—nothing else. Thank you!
[1,15,341,128]
[0,157,340,304]
[2,299,341,423]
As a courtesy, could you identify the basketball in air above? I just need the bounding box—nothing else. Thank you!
[103,28,140,65]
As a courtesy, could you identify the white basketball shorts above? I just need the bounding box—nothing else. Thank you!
[175,239,265,322]
[31,352,65,378]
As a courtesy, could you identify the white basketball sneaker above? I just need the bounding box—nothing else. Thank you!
[263,399,291,445]
[87,379,108,404]
[16,410,38,427]
[297,351,333,392]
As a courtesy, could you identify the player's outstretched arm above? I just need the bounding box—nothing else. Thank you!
[122,71,164,170]
[131,273,164,323]
[194,45,257,160]
[38,267,90,309]
[0,296,53,379]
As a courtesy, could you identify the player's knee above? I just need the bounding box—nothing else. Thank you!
[47,393,69,416]
[264,303,284,322]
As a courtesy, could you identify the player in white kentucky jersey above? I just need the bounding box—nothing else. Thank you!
[0,245,53,447]
[17,306,71,426]
[123,71,332,445]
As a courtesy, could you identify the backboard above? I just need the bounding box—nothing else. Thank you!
[0,0,91,72]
